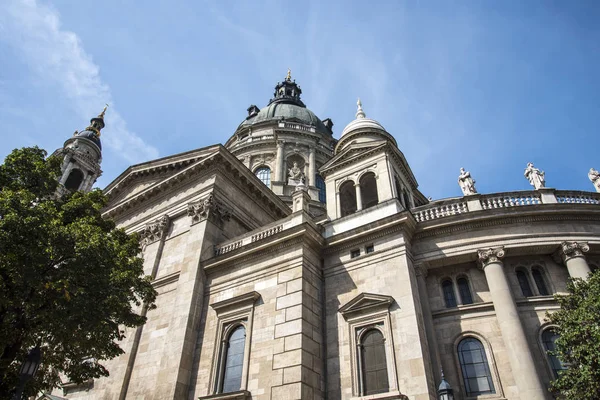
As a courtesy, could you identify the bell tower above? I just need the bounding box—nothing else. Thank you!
[55,106,105,194]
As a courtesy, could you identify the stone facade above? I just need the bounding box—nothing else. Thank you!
[52,77,600,400]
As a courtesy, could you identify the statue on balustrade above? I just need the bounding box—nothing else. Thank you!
[589,168,600,193]
[288,161,305,186]
[524,162,545,189]
[458,167,477,196]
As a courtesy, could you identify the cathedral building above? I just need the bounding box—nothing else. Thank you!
[50,72,600,400]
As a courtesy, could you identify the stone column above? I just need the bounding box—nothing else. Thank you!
[554,241,591,280]
[355,183,363,211]
[308,147,316,186]
[276,140,285,182]
[59,161,74,185]
[477,247,547,400]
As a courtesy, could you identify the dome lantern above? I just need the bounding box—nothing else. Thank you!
[269,69,305,107]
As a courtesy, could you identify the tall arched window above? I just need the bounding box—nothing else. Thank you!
[360,172,379,209]
[221,325,246,393]
[458,338,495,396]
[442,279,457,308]
[64,168,84,191]
[340,181,357,217]
[542,329,566,378]
[532,268,549,295]
[316,175,326,203]
[360,329,389,395]
[516,269,533,297]
[457,277,474,305]
[255,167,271,187]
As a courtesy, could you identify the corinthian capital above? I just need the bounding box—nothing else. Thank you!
[477,247,505,269]
[554,241,590,264]
[140,214,170,246]
[187,194,231,226]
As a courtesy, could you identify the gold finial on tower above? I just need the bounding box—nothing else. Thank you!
[286,68,292,82]
[99,103,109,118]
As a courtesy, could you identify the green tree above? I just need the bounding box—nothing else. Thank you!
[546,270,600,399]
[0,147,156,398]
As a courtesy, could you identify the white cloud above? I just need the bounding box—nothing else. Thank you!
[0,0,158,163]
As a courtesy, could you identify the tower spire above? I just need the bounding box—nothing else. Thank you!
[85,104,108,137]
[356,98,366,119]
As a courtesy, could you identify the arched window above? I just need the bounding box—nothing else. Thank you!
[255,167,271,187]
[360,172,379,209]
[316,175,326,203]
[532,268,549,296]
[340,181,357,217]
[221,325,246,393]
[458,338,496,396]
[542,329,566,378]
[64,168,84,191]
[516,269,533,297]
[442,279,457,308]
[457,277,474,305]
[360,329,389,395]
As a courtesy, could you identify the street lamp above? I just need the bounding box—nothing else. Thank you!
[12,346,42,400]
[438,369,454,400]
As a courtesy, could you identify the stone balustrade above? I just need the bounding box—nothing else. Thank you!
[480,191,541,209]
[214,214,302,256]
[277,121,316,133]
[412,189,600,222]
[556,190,600,204]
[413,200,468,222]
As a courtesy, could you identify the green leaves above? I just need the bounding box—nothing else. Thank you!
[547,271,600,399]
[0,147,156,397]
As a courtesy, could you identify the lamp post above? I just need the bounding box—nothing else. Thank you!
[438,369,454,400]
[12,346,42,400]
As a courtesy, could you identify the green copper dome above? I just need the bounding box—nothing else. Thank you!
[237,72,329,135]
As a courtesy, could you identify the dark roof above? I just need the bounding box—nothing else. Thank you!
[75,129,102,150]
[239,102,328,134]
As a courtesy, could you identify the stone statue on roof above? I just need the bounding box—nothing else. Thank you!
[458,167,477,196]
[524,162,546,190]
[589,168,600,193]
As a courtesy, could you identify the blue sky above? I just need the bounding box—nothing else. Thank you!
[1,0,599,200]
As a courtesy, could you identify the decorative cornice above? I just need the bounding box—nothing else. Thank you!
[553,241,590,264]
[140,214,170,246]
[415,211,600,239]
[187,194,231,226]
[477,246,505,269]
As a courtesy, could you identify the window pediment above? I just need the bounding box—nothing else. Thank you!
[211,291,260,316]
[339,293,394,319]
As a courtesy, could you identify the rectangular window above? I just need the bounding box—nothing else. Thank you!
[351,249,361,259]
[366,244,374,254]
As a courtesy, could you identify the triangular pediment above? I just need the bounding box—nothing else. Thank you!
[338,292,394,318]
[104,146,221,208]
[320,140,387,173]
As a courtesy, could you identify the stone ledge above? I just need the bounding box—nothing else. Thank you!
[198,390,251,400]
[350,390,408,400]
